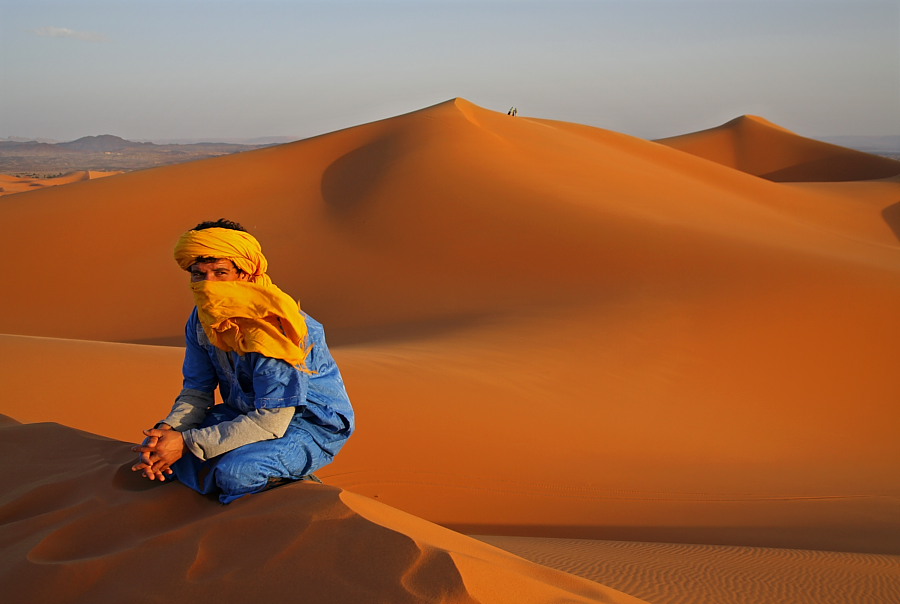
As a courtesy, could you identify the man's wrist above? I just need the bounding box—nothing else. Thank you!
[154,422,173,430]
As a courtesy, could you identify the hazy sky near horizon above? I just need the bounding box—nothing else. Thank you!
[2,0,898,142]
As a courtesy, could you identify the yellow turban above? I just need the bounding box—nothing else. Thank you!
[173,227,312,371]
[174,227,272,287]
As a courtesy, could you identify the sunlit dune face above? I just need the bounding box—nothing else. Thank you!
[188,259,247,282]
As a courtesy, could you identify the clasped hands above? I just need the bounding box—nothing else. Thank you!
[131,424,186,481]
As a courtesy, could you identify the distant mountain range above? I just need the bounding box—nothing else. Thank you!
[0,134,299,146]
[0,135,283,177]
[0,134,279,152]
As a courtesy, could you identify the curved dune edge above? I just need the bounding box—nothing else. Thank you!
[655,115,900,182]
[474,536,900,604]
[0,417,645,604]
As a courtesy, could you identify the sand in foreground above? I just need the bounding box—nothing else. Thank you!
[0,417,643,604]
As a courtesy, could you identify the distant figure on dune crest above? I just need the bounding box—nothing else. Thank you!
[131,219,354,503]
[507,106,518,116]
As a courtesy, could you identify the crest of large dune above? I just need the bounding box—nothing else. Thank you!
[2,99,899,603]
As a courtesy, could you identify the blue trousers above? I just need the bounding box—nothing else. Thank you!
[171,405,348,504]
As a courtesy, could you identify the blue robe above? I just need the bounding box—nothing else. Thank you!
[171,308,354,503]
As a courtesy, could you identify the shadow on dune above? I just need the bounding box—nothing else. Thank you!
[762,158,900,182]
[324,310,504,347]
[321,135,402,214]
[458,522,900,556]
[125,306,505,349]
[124,334,185,346]
[881,201,900,242]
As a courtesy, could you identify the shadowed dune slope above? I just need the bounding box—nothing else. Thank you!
[1,99,899,557]
[0,417,644,604]
[655,115,900,181]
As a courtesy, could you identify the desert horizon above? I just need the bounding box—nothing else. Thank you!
[3,117,899,198]
[2,98,899,603]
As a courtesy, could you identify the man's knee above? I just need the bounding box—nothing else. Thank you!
[211,432,330,498]
[213,454,273,495]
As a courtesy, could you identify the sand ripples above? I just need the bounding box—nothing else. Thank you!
[475,536,900,604]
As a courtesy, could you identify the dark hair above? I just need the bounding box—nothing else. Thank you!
[192,218,247,232]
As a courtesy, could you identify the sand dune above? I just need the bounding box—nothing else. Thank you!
[2,99,899,602]
[0,417,643,604]
[655,115,900,181]
[0,170,121,197]
[2,100,897,342]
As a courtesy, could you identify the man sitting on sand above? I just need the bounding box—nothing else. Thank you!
[132,219,354,503]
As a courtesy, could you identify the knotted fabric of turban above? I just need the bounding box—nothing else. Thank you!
[173,227,312,371]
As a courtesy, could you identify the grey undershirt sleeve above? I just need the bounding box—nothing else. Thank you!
[159,388,215,431]
[181,406,295,461]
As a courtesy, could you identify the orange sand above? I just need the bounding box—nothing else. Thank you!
[0,416,642,604]
[2,99,899,602]
[474,536,900,604]
[0,170,122,197]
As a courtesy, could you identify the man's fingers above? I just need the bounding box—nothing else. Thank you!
[131,459,174,482]
[132,428,181,482]
[150,468,169,481]
[132,436,160,452]
[150,459,171,473]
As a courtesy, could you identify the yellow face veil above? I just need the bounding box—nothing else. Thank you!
[173,227,311,371]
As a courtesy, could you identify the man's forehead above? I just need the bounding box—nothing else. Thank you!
[189,258,235,270]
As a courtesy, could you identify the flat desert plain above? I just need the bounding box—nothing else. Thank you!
[2,99,898,603]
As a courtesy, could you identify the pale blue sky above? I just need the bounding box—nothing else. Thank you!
[1,0,897,142]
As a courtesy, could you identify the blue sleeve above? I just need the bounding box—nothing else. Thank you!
[250,354,309,410]
[182,310,219,393]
